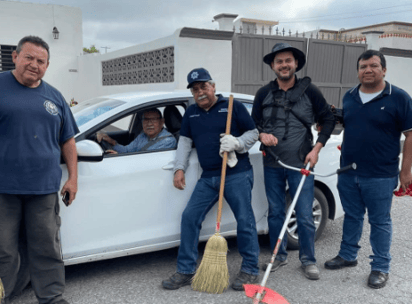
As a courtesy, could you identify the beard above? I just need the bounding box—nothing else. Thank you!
[275,68,295,81]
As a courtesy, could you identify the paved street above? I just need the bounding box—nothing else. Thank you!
[10,196,412,304]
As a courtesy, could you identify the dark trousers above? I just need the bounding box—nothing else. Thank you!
[0,193,65,304]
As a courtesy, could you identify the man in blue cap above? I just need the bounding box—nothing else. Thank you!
[162,68,260,291]
[251,43,335,280]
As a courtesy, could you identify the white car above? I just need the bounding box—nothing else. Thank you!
[15,91,343,278]
[63,90,344,261]
[12,90,344,294]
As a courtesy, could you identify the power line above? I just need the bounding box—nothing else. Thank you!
[101,46,111,54]
[279,4,412,24]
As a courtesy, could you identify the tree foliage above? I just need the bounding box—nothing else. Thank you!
[83,45,100,54]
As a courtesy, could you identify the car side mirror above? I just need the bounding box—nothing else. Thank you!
[76,140,104,162]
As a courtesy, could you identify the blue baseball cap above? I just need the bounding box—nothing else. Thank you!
[187,68,213,89]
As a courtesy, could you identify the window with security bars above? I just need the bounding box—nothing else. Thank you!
[0,44,17,71]
[101,46,174,86]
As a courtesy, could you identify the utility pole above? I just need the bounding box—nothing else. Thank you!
[101,46,110,54]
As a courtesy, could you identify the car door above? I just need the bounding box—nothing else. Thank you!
[59,103,200,263]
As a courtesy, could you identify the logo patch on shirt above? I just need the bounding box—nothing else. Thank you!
[218,108,228,113]
[381,107,385,110]
[191,72,199,80]
[44,100,59,115]
[190,114,200,118]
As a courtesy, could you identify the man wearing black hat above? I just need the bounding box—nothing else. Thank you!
[251,43,335,280]
[162,68,260,291]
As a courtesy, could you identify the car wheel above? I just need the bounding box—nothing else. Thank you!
[286,187,329,250]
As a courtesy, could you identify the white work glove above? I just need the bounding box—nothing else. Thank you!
[220,134,240,152]
[219,134,239,168]
[219,150,238,168]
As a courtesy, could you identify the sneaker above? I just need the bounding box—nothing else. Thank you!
[261,259,288,272]
[231,271,259,291]
[162,272,194,290]
[302,264,320,280]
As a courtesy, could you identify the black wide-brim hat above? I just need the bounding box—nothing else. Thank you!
[263,42,306,72]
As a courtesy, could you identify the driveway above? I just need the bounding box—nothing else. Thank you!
[9,196,412,304]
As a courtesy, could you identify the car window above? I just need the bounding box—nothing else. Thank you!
[98,103,186,156]
[100,115,133,133]
[240,101,253,115]
[74,98,126,127]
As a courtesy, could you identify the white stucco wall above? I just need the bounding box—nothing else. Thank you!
[75,33,178,102]
[0,1,82,102]
[378,37,412,51]
[175,34,232,93]
[385,56,412,97]
[75,28,233,103]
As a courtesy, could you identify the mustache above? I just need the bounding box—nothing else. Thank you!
[198,95,207,100]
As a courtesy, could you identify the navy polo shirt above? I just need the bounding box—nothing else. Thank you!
[0,71,79,194]
[341,82,412,177]
[180,94,255,178]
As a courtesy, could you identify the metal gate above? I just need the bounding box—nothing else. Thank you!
[231,34,367,107]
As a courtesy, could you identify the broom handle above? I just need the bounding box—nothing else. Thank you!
[216,95,234,233]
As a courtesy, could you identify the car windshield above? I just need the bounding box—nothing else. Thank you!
[73,98,126,127]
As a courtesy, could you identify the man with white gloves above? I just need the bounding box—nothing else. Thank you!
[162,68,260,291]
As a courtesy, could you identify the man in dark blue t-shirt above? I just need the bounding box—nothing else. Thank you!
[162,68,260,291]
[0,36,78,304]
[324,50,412,289]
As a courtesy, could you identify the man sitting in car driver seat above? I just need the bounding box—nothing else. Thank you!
[97,108,177,154]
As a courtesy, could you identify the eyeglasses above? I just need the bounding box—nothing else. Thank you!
[142,117,161,123]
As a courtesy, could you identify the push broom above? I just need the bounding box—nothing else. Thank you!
[191,95,234,294]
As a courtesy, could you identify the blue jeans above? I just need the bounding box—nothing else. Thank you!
[176,169,260,275]
[337,174,398,273]
[264,166,316,266]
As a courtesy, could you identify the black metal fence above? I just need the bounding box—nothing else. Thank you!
[234,25,367,44]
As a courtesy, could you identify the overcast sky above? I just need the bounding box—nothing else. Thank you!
[9,0,412,52]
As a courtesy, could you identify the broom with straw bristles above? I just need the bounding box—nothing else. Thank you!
[0,278,5,302]
[191,95,235,294]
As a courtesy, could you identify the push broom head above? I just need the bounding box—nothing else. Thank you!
[191,233,229,294]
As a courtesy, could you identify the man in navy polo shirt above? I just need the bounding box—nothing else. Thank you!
[0,36,78,304]
[324,50,412,289]
[162,68,260,291]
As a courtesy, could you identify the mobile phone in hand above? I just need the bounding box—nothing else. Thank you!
[62,192,70,206]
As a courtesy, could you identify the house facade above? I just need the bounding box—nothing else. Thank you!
[1,1,411,103]
[0,1,83,102]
